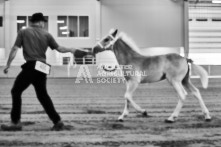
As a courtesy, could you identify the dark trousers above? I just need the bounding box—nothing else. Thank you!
[11,63,61,124]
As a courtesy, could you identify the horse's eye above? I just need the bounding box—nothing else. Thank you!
[104,38,110,42]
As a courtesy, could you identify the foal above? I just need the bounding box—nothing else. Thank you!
[93,29,211,123]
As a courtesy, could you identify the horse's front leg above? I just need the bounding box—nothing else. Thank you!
[118,80,146,121]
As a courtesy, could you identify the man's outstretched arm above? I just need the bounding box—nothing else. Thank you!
[55,46,89,57]
[55,46,87,54]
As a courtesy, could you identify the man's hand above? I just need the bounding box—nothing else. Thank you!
[72,48,89,53]
[3,65,10,74]
[4,45,19,74]
[73,48,89,58]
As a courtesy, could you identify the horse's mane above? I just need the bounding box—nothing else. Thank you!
[117,33,142,55]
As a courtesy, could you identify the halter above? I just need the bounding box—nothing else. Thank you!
[97,34,115,49]
[104,40,115,50]
[108,34,115,40]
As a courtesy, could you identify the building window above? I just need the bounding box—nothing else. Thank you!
[0,16,3,27]
[63,57,70,65]
[57,15,89,37]
[212,18,221,22]
[57,16,68,37]
[17,16,27,31]
[196,18,208,22]
[17,16,48,32]
[79,16,89,37]
[69,16,78,37]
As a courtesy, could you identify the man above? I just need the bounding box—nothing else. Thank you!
[1,12,88,131]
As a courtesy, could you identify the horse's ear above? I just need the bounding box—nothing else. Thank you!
[112,29,118,37]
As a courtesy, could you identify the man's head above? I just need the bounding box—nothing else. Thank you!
[30,12,47,27]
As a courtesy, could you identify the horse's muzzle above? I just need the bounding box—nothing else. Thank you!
[92,45,105,55]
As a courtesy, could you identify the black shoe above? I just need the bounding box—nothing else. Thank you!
[51,121,65,131]
[1,122,22,131]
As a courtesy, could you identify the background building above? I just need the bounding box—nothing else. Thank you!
[0,0,220,76]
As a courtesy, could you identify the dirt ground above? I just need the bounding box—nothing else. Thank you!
[0,78,221,147]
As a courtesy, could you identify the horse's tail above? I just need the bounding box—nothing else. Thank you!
[187,59,208,89]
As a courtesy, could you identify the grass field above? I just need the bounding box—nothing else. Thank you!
[0,78,221,147]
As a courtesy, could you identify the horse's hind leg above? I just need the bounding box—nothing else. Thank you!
[184,80,211,121]
[166,81,187,123]
[118,99,130,121]
[118,80,146,121]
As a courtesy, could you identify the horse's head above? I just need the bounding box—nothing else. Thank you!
[93,29,118,55]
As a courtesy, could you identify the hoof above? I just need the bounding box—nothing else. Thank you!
[142,111,148,117]
[164,119,175,123]
[112,123,124,129]
[205,118,212,122]
[118,119,124,122]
